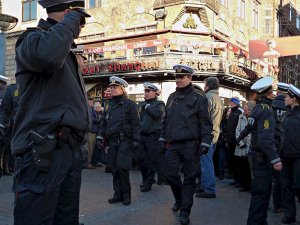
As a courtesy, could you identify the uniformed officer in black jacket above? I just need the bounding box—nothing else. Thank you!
[137,82,166,192]
[97,76,140,205]
[243,77,282,225]
[0,75,9,176]
[0,83,19,176]
[160,65,213,225]
[280,84,300,224]
[12,1,91,224]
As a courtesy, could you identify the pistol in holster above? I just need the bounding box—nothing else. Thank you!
[29,130,57,172]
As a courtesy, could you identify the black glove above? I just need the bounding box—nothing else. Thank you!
[71,9,86,25]
[235,137,241,146]
[96,136,104,148]
[159,138,166,149]
[133,141,139,150]
[198,145,209,156]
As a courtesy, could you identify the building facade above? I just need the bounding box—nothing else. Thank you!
[2,0,299,102]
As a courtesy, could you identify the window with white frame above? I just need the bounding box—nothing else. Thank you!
[238,0,245,19]
[86,0,102,9]
[297,15,300,29]
[219,0,228,7]
[252,1,259,29]
[263,8,273,35]
[22,0,37,22]
[290,3,293,21]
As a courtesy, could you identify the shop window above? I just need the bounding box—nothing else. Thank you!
[133,46,157,56]
[22,0,37,22]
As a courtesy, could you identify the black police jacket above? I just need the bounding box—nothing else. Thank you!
[138,98,165,135]
[226,106,242,145]
[282,105,300,158]
[160,83,212,146]
[246,97,280,164]
[0,84,19,127]
[12,13,90,155]
[99,95,140,142]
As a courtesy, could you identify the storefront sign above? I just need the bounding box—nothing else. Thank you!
[83,60,160,75]
[229,64,259,80]
[179,58,225,72]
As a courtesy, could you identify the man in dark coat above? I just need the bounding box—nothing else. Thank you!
[137,82,166,192]
[160,65,212,225]
[12,1,91,224]
[0,83,19,176]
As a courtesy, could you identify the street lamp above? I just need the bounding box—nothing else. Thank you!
[0,13,18,76]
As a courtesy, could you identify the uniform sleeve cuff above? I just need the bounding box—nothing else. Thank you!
[0,124,4,129]
[201,143,210,148]
[271,158,281,164]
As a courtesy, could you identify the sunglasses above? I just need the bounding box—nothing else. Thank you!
[175,74,187,79]
[145,89,154,93]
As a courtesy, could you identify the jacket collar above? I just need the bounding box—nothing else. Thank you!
[206,89,219,95]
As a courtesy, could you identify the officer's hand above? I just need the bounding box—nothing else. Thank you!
[159,138,166,149]
[235,137,241,146]
[273,161,282,171]
[133,141,139,150]
[0,126,5,136]
[96,136,104,148]
[198,145,209,156]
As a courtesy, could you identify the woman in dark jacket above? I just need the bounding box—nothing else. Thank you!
[97,76,140,206]
[281,84,300,224]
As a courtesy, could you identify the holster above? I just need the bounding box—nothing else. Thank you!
[29,130,57,172]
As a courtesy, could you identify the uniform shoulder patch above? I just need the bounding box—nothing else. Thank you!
[263,120,270,129]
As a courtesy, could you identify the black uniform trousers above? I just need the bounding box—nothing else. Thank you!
[247,153,273,225]
[13,143,82,225]
[164,139,198,216]
[281,157,300,220]
[107,138,132,199]
[138,133,165,187]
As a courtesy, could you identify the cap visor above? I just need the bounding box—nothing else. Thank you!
[76,8,91,17]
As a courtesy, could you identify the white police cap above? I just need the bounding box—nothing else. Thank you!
[288,84,300,99]
[251,77,274,93]
[38,0,91,17]
[109,76,128,88]
[143,82,159,91]
[0,75,10,83]
[173,64,194,75]
[277,82,289,92]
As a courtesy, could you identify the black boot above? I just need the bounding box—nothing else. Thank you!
[122,193,131,205]
[179,212,190,225]
[108,193,122,204]
[171,202,180,212]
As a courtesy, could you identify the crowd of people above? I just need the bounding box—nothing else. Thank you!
[0,0,299,225]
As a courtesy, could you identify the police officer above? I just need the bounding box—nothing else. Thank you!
[245,77,282,225]
[13,1,91,224]
[0,75,9,176]
[137,82,166,192]
[280,85,300,224]
[160,65,212,225]
[0,83,19,176]
[97,76,140,205]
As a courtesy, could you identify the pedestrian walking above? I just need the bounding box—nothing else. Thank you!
[160,65,212,225]
[12,1,91,224]
[137,82,166,192]
[97,76,140,206]
[196,77,223,199]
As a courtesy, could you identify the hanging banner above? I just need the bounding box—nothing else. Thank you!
[249,36,300,60]
[83,39,227,54]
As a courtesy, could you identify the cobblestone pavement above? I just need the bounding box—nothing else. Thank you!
[0,168,299,225]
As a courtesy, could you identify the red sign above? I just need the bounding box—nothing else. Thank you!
[83,60,160,75]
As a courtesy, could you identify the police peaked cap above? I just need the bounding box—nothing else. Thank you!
[173,65,194,75]
[38,0,91,17]
[143,82,159,91]
[109,76,128,88]
[288,84,300,99]
[277,82,289,92]
[251,77,274,93]
[272,95,287,111]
